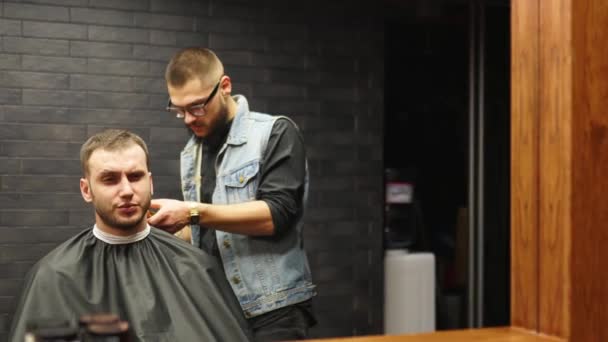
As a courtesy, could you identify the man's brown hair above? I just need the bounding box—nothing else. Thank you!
[164,47,224,88]
[80,129,150,176]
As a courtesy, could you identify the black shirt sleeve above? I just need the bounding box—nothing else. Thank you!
[257,118,306,238]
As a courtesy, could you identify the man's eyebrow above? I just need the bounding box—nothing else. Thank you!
[98,170,119,178]
[97,169,146,177]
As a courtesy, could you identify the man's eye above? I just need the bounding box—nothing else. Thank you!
[128,174,143,181]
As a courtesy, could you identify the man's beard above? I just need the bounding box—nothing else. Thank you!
[93,195,151,231]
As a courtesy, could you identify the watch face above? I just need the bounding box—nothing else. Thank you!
[188,202,199,225]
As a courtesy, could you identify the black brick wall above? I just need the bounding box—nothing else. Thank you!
[0,0,385,339]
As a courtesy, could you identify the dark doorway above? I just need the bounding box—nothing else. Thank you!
[383,0,510,329]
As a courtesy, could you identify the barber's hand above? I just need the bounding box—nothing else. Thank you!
[147,199,190,234]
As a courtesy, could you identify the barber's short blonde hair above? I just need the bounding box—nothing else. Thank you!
[80,129,150,176]
[165,47,224,88]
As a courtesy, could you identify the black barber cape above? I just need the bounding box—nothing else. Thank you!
[9,227,252,342]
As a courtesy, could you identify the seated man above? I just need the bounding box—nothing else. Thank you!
[9,129,252,342]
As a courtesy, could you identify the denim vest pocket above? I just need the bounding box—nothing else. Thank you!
[223,160,259,203]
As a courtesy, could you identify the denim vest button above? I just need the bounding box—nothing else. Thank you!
[239,175,244,183]
[223,240,231,248]
[231,276,241,284]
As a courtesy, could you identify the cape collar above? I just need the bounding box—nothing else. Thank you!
[93,224,151,245]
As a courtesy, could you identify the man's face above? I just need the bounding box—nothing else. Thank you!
[167,77,229,138]
[80,144,153,235]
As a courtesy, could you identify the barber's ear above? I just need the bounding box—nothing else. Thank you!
[221,75,232,96]
[80,178,93,203]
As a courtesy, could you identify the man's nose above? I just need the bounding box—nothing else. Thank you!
[118,176,134,197]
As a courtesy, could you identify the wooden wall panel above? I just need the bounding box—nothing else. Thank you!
[570,0,608,341]
[513,0,608,340]
[510,0,539,331]
[538,0,572,338]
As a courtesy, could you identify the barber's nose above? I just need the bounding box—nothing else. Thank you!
[183,111,196,125]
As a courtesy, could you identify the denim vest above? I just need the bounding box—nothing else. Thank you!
[180,95,315,317]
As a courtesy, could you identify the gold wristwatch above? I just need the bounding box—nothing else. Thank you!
[187,202,200,226]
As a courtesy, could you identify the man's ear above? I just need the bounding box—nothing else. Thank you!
[149,172,154,196]
[80,178,93,203]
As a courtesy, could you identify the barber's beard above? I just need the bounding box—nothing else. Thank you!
[201,106,231,147]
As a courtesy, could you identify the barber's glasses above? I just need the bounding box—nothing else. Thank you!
[166,79,221,119]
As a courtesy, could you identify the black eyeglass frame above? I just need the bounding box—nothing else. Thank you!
[165,78,222,119]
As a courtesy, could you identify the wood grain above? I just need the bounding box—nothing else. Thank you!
[510,0,540,331]
[538,0,572,338]
[570,0,608,340]
[306,328,563,342]
[512,0,608,340]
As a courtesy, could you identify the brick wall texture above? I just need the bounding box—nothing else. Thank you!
[0,0,385,339]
